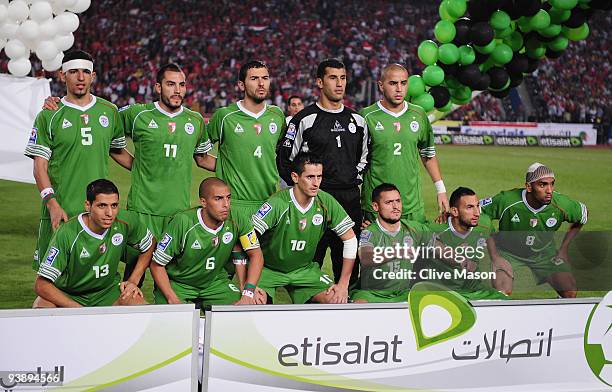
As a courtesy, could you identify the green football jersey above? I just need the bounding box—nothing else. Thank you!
[480,188,587,259]
[208,101,285,203]
[38,210,152,296]
[153,208,259,288]
[252,188,354,273]
[24,96,126,218]
[360,101,435,218]
[120,102,212,216]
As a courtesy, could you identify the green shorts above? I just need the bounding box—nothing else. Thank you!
[153,275,241,305]
[363,210,427,225]
[258,263,333,304]
[351,289,409,303]
[34,219,54,270]
[457,289,508,301]
[65,276,122,307]
[231,199,264,222]
[499,249,572,285]
[124,212,172,278]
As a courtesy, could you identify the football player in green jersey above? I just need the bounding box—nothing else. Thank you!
[33,179,154,308]
[351,183,430,303]
[252,153,357,304]
[360,64,449,224]
[481,163,588,298]
[26,51,132,270]
[151,178,264,306]
[417,187,507,300]
[207,60,286,221]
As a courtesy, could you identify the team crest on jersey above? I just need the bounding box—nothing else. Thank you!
[45,247,60,265]
[530,218,538,227]
[360,230,372,244]
[375,121,384,131]
[269,122,278,134]
[80,247,90,258]
[256,202,272,219]
[480,197,493,207]
[98,243,107,254]
[286,123,296,140]
[185,122,195,135]
[111,233,123,246]
[410,120,419,133]
[99,115,109,128]
[148,119,158,128]
[211,236,219,247]
[62,118,72,129]
[348,123,357,133]
[403,235,414,248]
[299,218,308,231]
[191,240,201,249]
[28,127,38,145]
[477,237,487,248]
[234,123,244,133]
[312,214,324,226]
[511,214,521,223]
[222,232,233,244]
[80,114,89,125]
[158,233,173,251]
[168,122,177,134]
[331,120,345,132]
[283,139,292,147]
[546,217,557,227]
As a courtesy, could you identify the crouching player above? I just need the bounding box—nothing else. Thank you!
[151,178,264,306]
[351,183,430,303]
[34,179,154,307]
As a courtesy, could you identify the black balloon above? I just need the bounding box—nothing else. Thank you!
[564,9,586,29]
[489,88,511,98]
[546,49,564,59]
[474,51,490,65]
[429,86,451,108]
[525,58,539,73]
[439,62,459,77]
[515,0,541,17]
[536,33,555,43]
[508,72,524,88]
[458,64,481,86]
[453,18,472,45]
[590,0,611,11]
[506,54,529,74]
[467,0,492,22]
[503,0,523,20]
[472,72,491,90]
[469,22,494,46]
[488,67,510,90]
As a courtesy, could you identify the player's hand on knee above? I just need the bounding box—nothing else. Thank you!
[461,259,477,273]
[235,295,256,305]
[48,200,68,230]
[254,288,267,304]
[167,296,183,305]
[120,281,143,300]
[326,284,349,304]
[42,96,60,111]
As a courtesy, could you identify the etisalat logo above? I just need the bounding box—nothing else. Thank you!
[584,291,612,387]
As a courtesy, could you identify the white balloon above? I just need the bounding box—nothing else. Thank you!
[17,19,39,41]
[67,0,88,13]
[0,38,7,51]
[50,0,66,15]
[54,11,78,33]
[53,31,73,50]
[35,39,57,60]
[42,50,63,71]
[0,0,9,7]
[62,0,77,7]
[37,17,57,38]
[0,21,19,39]
[8,57,32,77]
[7,0,29,22]
[0,4,8,23]
[29,1,52,22]
[4,38,28,58]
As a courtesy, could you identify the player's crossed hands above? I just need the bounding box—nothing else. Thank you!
[119,281,144,300]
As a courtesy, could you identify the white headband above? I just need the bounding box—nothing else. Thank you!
[62,59,94,72]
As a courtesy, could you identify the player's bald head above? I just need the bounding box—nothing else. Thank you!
[380,63,408,82]
[199,177,229,199]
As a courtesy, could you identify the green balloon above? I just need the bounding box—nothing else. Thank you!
[407,75,426,97]
[438,43,460,64]
[495,25,514,39]
[526,45,547,59]
[411,93,435,112]
[540,24,562,38]
[458,45,476,65]
[475,39,496,54]
[548,36,569,51]
[445,76,462,89]
[489,78,511,92]
[490,10,511,30]
[563,23,589,41]
[439,100,453,112]
[549,7,571,24]
[479,58,495,72]
[504,31,524,52]
[528,10,551,30]
[517,17,533,33]
[434,20,457,43]
[549,0,578,10]
[418,40,439,65]
[491,43,513,65]
[445,0,467,19]
[451,85,472,101]
[422,65,445,86]
[439,1,457,22]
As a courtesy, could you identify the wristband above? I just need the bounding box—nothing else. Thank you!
[40,187,54,199]
[242,289,254,298]
[231,251,248,265]
[245,283,256,290]
[434,180,446,194]
[43,193,56,205]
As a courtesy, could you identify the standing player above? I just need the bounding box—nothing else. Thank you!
[25,50,130,270]
[360,64,448,224]
[151,178,264,306]
[277,59,368,286]
[207,60,286,221]
[252,154,357,304]
[33,179,154,307]
[351,184,430,303]
[416,187,507,300]
[481,163,587,298]
[285,95,305,124]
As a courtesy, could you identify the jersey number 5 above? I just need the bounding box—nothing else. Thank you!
[81,128,92,146]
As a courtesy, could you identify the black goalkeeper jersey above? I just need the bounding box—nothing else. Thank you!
[277,103,369,190]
